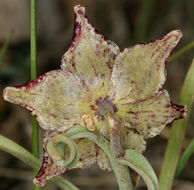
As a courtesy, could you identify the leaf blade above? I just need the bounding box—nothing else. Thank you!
[159,59,194,190]
[0,134,79,190]
[118,149,159,190]
[175,139,194,177]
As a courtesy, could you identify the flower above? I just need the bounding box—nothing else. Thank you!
[3,5,186,186]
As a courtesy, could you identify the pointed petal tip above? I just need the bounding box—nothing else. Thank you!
[3,86,35,113]
[3,86,16,102]
[33,178,45,187]
[3,86,26,104]
[74,5,86,16]
[171,103,187,120]
[152,29,182,47]
[168,29,182,41]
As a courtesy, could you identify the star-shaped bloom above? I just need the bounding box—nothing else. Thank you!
[3,5,186,186]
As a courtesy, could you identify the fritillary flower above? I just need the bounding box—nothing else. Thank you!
[3,5,186,186]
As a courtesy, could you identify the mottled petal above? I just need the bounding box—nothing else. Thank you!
[3,70,90,131]
[93,117,110,139]
[120,127,146,153]
[34,131,67,186]
[34,131,97,186]
[97,148,112,171]
[116,90,186,138]
[34,148,67,186]
[61,5,119,98]
[109,30,182,104]
[73,138,97,169]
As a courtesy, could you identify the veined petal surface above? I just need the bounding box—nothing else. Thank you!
[109,30,182,104]
[116,90,186,138]
[3,70,91,131]
[34,131,97,186]
[61,5,119,98]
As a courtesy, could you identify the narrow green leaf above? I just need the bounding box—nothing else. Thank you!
[0,33,12,65]
[168,41,194,63]
[159,59,194,190]
[175,139,194,177]
[0,134,79,190]
[118,149,159,190]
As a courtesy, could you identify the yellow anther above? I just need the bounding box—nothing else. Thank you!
[81,114,97,133]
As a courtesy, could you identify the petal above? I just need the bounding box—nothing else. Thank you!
[116,90,186,138]
[34,131,67,186]
[34,131,97,186]
[109,30,182,104]
[34,148,67,186]
[3,70,90,131]
[73,138,97,169]
[120,126,146,187]
[120,127,146,153]
[97,148,112,171]
[61,5,119,97]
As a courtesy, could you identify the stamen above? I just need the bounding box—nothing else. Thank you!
[81,114,97,133]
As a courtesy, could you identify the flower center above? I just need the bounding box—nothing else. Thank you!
[95,97,117,120]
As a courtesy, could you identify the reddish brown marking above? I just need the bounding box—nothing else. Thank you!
[68,21,82,51]
[127,110,152,114]
[106,61,113,70]
[91,63,97,76]
[90,105,96,110]
[77,9,85,15]
[36,151,49,179]
[170,102,186,119]
[80,79,89,92]
[96,145,99,157]
[14,76,44,90]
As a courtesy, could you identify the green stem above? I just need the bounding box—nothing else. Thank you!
[71,132,134,190]
[30,0,39,189]
[0,134,79,190]
[30,0,37,79]
[175,139,194,177]
[168,41,194,63]
[159,59,194,190]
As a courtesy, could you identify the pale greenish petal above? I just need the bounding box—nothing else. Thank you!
[116,90,186,138]
[61,5,119,98]
[109,30,182,104]
[120,126,146,153]
[34,131,67,186]
[3,70,91,131]
[35,131,97,186]
[97,148,112,171]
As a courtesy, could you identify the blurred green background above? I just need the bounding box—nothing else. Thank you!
[0,0,193,189]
